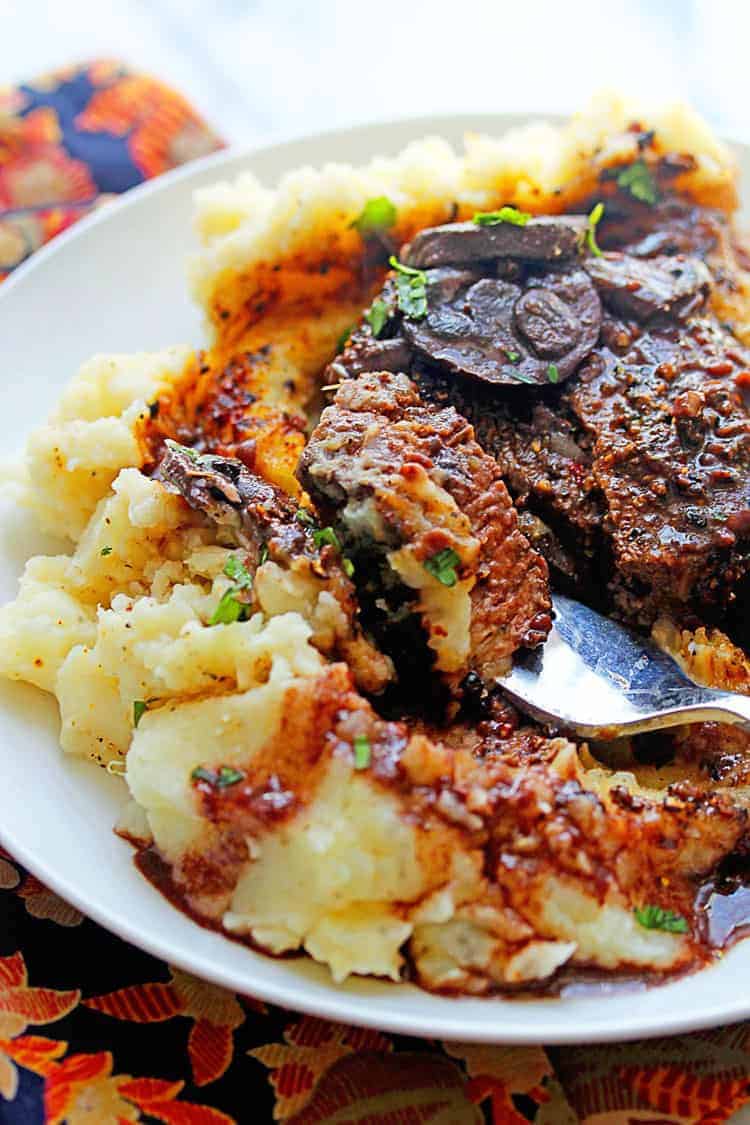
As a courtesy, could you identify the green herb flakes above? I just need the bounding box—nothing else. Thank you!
[313,526,343,552]
[133,700,147,727]
[365,298,390,338]
[342,557,355,578]
[100,545,112,556]
[423,547,462,588]
[259,543,269,566]
[389,256,428,320]
[586,201,604,256]
[473,205,531,227]
[547,364,560,384]
[353,733,372,770]
[209,554,254,626]
[209,589,249,626]
[616,160,659,205]
[217,766,245,787]
[634,904,688,933]
[296,508,316,527]
[223,554,253,589]
[351,196,397,236]
[506,351,520,363]
[165,438,201,462]
[191,765,246,788]
[191,766,215,784]
[336,325,353,352]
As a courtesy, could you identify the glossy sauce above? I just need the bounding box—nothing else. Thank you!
[129,150,750,999]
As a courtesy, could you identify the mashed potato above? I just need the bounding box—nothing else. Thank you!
[1,97,748,994]
[191,93,740,350]
[20,348,194,539]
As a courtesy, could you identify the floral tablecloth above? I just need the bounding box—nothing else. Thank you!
[2,61,750,1125]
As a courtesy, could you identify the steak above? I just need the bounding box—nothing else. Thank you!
[299,372,552,691]
[326,169,750,633]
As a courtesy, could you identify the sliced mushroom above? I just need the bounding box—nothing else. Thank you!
[584,253,712,321]
[157,442,297,557]
[402,266,601,387]
[403,216,587,270]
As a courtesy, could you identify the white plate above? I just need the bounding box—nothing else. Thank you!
[1,114,749,1045]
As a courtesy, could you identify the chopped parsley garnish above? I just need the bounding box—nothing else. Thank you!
[100,545,112,556]
[258,543,269,565]
[423,547,461,587]
[634,905,688,933]
[547,364,560,384]
[223,554,253,588]
[365,298,390,338]
[210,590,249,626]
[506,351,520,363]
[312,525,355,576]
[296,508,316,527]
[336,325,353,351]
[389,256,428,320]
[209,554,254,626]
[133,700,147,727]
[191,765,246,788]
[353,733,372,770]
[513,371,537,385]
[586,201,604,256]
[616,160,659,205]
[473,205,531,227]
[191,766,215,785]
[351,196,397,236]
[313,525,343,552]
[165,438,201,462]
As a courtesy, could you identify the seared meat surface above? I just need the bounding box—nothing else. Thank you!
[299,372,552,689]
[159,441,394,693]
[570,320,750,619]
[327,170,750,632]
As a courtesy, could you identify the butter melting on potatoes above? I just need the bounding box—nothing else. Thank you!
[403,265,602,387]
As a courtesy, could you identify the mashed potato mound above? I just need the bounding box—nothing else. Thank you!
[20,347,194,540]
[2,97,749,994]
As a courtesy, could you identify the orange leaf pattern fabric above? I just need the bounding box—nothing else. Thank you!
[0,60,223,279]
[3,58,750,1125]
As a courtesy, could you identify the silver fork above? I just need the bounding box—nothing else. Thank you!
[497,594,750,739]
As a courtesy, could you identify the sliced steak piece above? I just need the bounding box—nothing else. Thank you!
[403,215,587,270]
[585,252,712,322]
[326,280,409,381]
[299,372,552,689]
[599,195,727,262]
[413,369,605,589]
[158,442,394,693]
[569,320,750,614]
[402,266,601,388]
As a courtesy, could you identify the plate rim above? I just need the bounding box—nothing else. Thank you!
[3,110,750,1045]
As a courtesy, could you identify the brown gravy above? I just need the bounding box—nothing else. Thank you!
[133,842,750,998]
